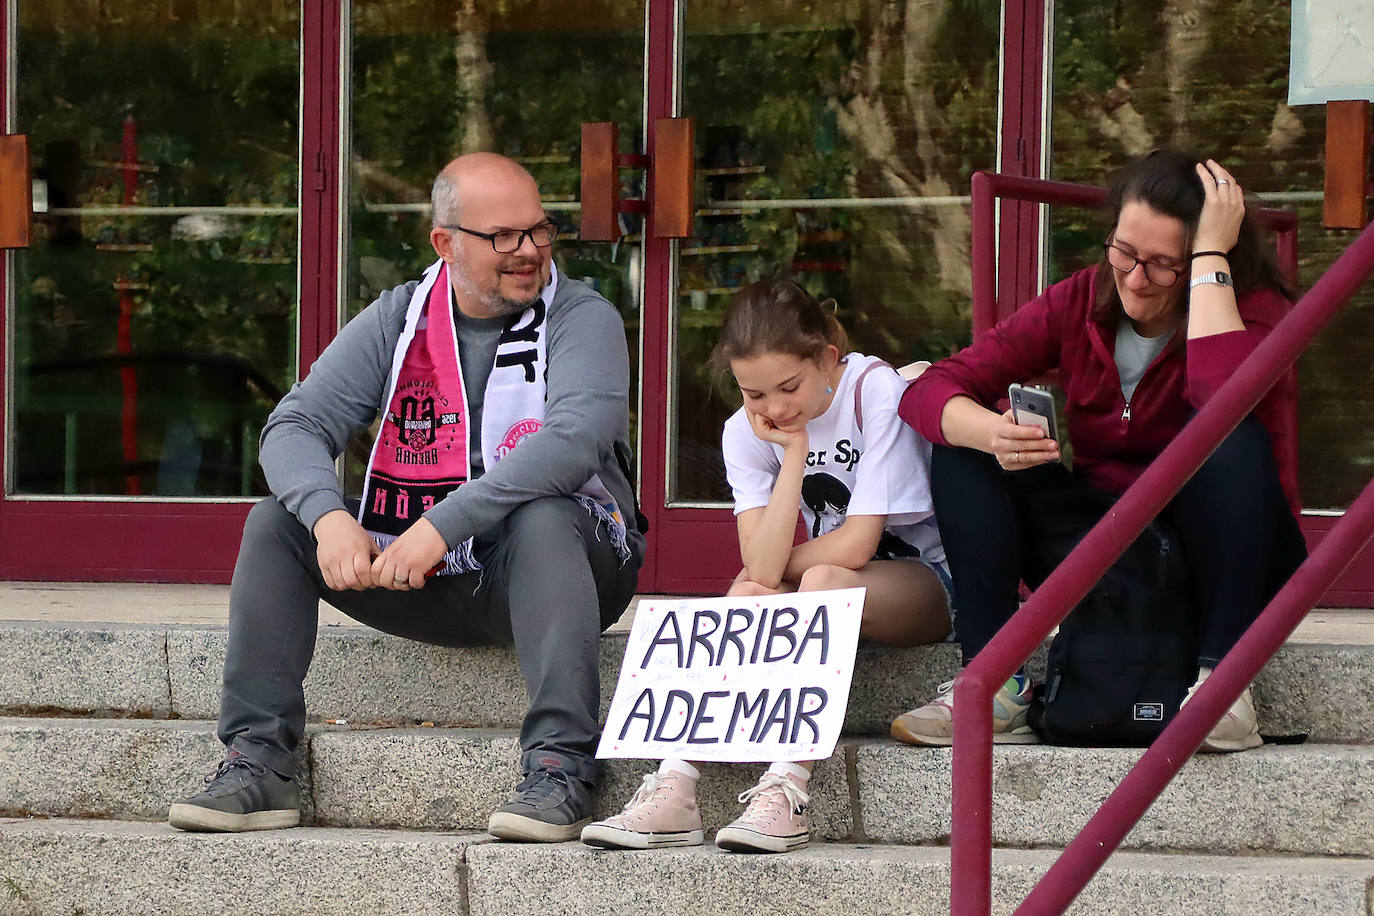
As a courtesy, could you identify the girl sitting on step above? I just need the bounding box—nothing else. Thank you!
[581,277,953,854]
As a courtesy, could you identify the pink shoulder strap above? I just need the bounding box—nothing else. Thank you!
[852,359,894,434]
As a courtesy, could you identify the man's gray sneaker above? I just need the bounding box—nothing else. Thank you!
[487,768,594,842]
[168,749,300,832]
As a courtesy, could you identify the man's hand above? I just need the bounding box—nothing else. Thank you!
[313,509,380,591]
[372,518,448,590]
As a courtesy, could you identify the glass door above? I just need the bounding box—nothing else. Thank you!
[648,0,1003,593]
[2,0,302,579]
[343,0,648,495]
[1045,0,1374,604]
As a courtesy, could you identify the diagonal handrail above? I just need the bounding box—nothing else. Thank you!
[1015,474,1374,914]
[951,172,1374,916]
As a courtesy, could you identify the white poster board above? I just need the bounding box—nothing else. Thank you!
[596,588,865,763]
[1290,0,1374,104]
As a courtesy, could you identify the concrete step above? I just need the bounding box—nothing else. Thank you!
[856,741,1374,856]
[471,843,1374,916]
[0,621,996,736]
[0,818,477,916]
[1,717,1370,858]
[0,717,852,842]
[0,817,1370,916]
[0,622,1370,742]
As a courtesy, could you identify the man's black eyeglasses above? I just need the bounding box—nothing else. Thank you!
[444,221,558,253]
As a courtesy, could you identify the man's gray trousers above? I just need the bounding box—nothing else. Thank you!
[217,495,639,784]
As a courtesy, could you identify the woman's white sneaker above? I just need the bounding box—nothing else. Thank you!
[1184,667,1262,752]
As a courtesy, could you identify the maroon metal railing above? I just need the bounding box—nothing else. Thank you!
[951,172,1374,916]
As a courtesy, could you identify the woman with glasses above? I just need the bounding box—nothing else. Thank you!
[889,149,1305,752]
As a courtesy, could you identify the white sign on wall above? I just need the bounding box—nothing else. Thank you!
[596,588,865,763]
[1290,0,1374,105]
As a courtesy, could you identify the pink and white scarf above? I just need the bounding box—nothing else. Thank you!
[358,259,629,574]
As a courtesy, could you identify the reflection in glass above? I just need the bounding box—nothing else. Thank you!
[346,0,646,493]
[13,1,299,497]
[674,0,1000,502]
[1049,0,1367,511]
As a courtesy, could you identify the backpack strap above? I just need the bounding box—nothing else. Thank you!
[852,359,895,435]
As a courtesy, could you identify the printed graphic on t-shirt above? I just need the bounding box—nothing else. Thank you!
[801,472,850,538]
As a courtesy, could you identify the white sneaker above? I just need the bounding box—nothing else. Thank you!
[580,771,703,849]
[1184,667,1262,752]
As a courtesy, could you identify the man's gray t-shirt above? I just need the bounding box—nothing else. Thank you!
[453,310,506,478]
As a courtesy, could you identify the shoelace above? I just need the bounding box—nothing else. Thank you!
[513,768,572,804]
[933,679,956,703]
[621,773,666,813]
[932,675,1027,711]
[735,774,809,824]
[205,753,265,786]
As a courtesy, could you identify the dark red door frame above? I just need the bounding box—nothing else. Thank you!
[642,0,1055,595]
[634,0,674,593]
[634,0,760,595]
[998,0,1048,313]
[299,0,343,375]
[0,0,341,583]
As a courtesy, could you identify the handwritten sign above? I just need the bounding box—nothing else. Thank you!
[597,588,865,762]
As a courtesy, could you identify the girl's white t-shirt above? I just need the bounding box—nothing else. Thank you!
[721,353,946,569]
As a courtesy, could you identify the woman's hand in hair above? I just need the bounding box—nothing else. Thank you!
[1193,159,1245,255]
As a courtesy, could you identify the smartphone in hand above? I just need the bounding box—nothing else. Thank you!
[1009,383,1058,442]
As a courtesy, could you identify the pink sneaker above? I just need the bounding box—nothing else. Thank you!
[714,771,809,853]
[580,771,703,849]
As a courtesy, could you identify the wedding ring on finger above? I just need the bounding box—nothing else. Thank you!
[1014,450,1021,463]
[1215,178,1230,186]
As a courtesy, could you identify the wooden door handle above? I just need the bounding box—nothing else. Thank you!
[0,134,32,249]
[579,118,695,241]
[580,122,622,242]
[650,117,694,239]
[1324,100,1370,230]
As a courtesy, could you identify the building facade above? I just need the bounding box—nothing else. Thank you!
[2,0,1370,602]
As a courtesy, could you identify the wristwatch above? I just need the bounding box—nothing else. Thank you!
[1189,270,1233,290]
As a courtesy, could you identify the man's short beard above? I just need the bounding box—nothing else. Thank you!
[451,259,542,317]
[486,291,542,317]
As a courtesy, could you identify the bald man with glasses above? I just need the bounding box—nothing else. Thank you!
[170,153,645,842]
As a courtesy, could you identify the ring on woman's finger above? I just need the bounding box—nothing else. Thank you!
[1014,450,1021,463]
[1215,178,1230,186]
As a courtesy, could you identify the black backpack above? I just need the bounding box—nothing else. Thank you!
[1023,488,1198,747]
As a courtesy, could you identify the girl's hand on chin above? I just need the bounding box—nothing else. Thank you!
[747,406,807,451]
